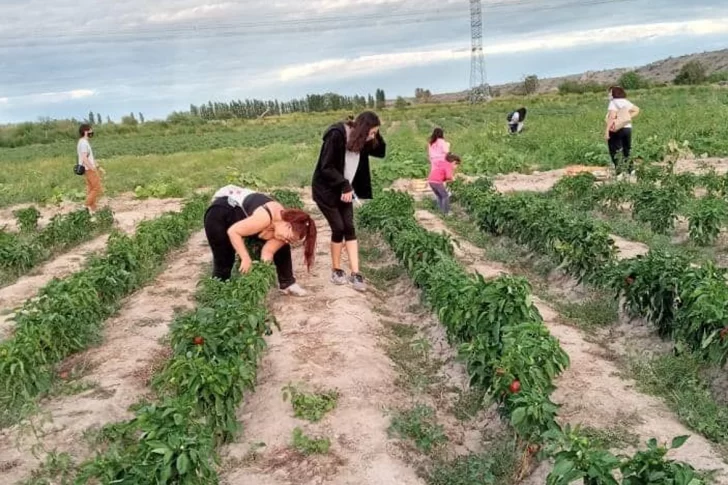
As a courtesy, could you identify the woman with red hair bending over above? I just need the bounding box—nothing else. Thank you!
[204,185,317,296]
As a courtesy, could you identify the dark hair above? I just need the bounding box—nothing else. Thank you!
[281,209,317,272]
[429,128,444,145]
[445,152,461,164]
[609,86,627,99]
[345,111,381,153]
[78,123,92,138]
[517,107,527,120]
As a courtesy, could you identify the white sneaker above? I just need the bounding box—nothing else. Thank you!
[280,283,307,297]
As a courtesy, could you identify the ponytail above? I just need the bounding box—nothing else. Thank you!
[281,209,318,272]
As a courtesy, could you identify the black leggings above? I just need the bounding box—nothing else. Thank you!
[315,198,355,243]
[203,205,295,288]
[608,128,633,173]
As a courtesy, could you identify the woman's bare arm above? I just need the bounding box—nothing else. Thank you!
[227,210,271,270]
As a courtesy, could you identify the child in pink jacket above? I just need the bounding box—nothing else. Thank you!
[428,153,460,214]
[428,128,450,168]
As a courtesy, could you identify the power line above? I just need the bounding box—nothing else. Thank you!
[0,0,633,49]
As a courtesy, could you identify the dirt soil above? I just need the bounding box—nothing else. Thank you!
[0,197,183,342]
[218,199,427,485]
[414,210,728,482]
[0,231,210,483]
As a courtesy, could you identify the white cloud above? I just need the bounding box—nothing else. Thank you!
[38,89,96,102]
[146,3,237,23]
[279,17,728,82]
[0,97,8,104]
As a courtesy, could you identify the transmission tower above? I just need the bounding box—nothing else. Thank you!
[469,0,490,103]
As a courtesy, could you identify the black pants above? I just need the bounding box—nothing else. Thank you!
[608,128,633,173]
[203,205,295,289]
[315,197,355,243]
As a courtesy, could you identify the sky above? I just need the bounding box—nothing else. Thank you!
[0,0,727,123]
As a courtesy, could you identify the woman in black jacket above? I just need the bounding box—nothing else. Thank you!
[311,111,386,292]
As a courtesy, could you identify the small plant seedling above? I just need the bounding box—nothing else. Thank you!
[388,404,447,454]
[282,384,339,422]
[291,427,331,455]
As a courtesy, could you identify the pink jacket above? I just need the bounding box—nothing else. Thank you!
[428,139,450,166]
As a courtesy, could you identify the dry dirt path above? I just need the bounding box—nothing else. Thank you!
[0,230,210,483]
[415,209,728,483]
[218,199,425,485]
[0,197,183,341]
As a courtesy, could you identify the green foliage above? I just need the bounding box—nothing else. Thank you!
[687,196,728,246]
[13,206,41,233]
[524,75,539,95]
[674,61,707,85]
[620,436,703,485]
[618,71,651,90]
[134,180,186,199]
[557,80,607,94]
[282,385,339,422]
[0,195,207,428]
[631,184,683,234]
[291,427,331,455]
[271,188,304,209]
[389,404,448,453]
[544,425,621,485]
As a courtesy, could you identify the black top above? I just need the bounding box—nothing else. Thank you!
[207,192,273,229]
[311,122,386,204]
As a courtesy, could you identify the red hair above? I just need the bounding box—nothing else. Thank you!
[281,209,317,271]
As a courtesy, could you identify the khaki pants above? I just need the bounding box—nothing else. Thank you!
[85,169,103,211]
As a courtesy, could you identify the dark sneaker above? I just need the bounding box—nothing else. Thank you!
[349,272,367,292]
[331,269,347,285]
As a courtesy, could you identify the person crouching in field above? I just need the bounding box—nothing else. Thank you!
[77,123,104,219]
[204,185,317,296]
[312,111,386,293]
[507,107,527,134]
[428,153,461,215]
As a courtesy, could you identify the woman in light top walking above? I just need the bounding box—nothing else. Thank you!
[77,123,103,218]
[428,128,450,168]
[605,86,640,176]
[311,111,386,293]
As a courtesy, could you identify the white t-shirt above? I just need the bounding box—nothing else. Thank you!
[343,125,360,187]
[510,111,520,124]
[607,98,634,128]
[77,138,96,169]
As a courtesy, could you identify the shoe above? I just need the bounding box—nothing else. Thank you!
[280,283,307,297]
[330,269,347,285]
[349,272,367,292]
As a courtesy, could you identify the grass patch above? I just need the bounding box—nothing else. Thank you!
[282,384,339,423]
[383,321,443,394]
[624,352,728,444]
[389,404,448,454]
[554,296,619,332]
[425,433,520,485]
[451,387,487,422]
[20,451,75,485]
[581,413,642,449]
[291,427,331,455]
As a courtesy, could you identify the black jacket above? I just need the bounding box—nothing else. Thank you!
[311,122,386,204]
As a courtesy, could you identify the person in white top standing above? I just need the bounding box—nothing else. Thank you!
[77,123,103,218]
[605,86,640,176]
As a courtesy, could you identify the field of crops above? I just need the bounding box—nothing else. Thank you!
[0,85,727,484]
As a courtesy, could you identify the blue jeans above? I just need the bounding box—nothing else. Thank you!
[429,182,450,214]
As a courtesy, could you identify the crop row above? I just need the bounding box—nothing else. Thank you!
[454,179,728,367]
[550,167,728,246]
[0,207,114,278]
[0,194,208,427]
[73,263,276,483]
[359,190,703,483]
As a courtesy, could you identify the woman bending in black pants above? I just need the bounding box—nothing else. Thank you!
[311,111,386,293]
[204,185,317,296]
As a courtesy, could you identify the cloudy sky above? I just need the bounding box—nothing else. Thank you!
[0,0,726,123]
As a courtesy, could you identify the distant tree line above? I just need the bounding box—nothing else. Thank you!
[188,89,386,121]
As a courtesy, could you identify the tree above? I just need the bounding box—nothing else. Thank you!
[367,94,375,109]
[121,114,139,126]
[523,75,539,95]
[375,89,386,110]
[394,96,408,109]
[139,112,145,123]
[88,110,95,124]
[674,61,707,85]
[618,71,650,90]
[106,116,112,124]
[415,88,432,103]
[96,113,102,125]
